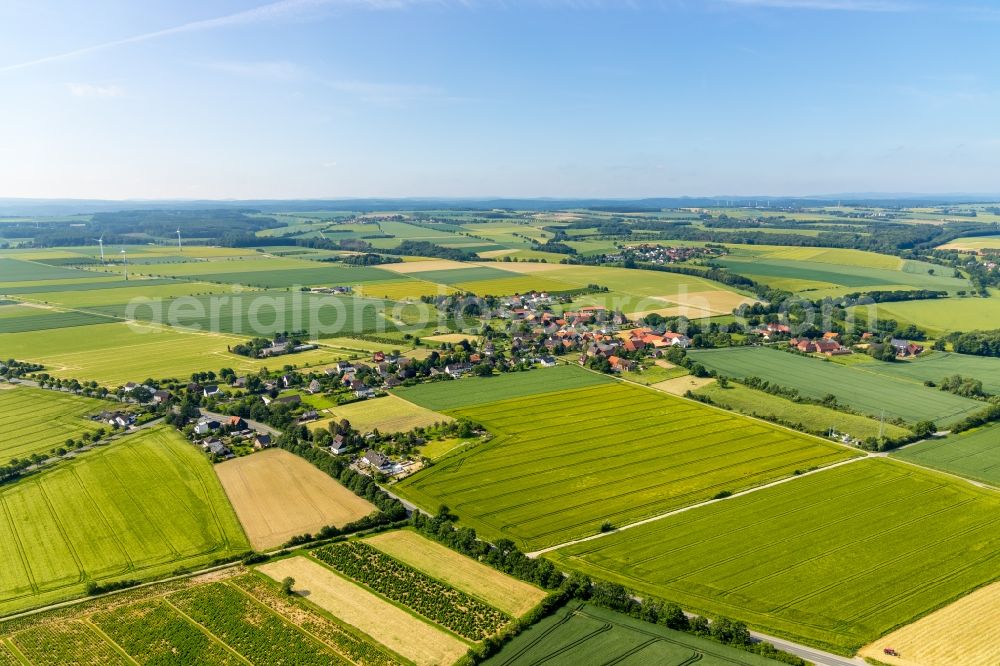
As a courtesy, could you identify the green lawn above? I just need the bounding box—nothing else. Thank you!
[393,364,614,410]
[482,603,782,666]
[695,382,911,440]
[548,459,1000,655]
[688,347,984,427]
[893,424,1000,486]
[0,426,249,616]
[0,386,107,460]
[395,382,857,550]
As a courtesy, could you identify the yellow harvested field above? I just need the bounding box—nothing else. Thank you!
[670,289,757,314]
[629,304,717,320]
[471,261,573,274]
[215,449,374,550]
[259,557,469,666]
[423,333,482,344]
[654,359,677,369]
[454,276,577,296]
[477,249,517,258]
[365,530,547,617]
[312,394,451,435]
[381,259,472,274]
[355,279,453,300]
[858,582,1000,666]
[650,375,715,395]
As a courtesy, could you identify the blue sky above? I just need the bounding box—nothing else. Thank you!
[0,0,998,199]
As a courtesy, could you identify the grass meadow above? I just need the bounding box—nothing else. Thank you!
[893,423,1000,486]
[0,386,106,460]
[0,426,248,616]
[695,382,911,440]
[395,382,857,551]
[548,459,1000,654]
[394,364,614,411]
[688,347,984,426]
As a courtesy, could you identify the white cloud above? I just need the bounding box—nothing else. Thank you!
[67,83,125,97]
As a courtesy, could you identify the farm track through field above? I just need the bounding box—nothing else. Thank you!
[528,455,866,557]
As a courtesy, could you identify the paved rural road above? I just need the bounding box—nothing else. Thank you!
[752,630,868,666]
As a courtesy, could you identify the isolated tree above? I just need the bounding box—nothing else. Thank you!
[281,577,295,595]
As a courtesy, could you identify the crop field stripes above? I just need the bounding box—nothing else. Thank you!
[548,459,1000,652]
[528,453,870,557]
[398,382,857,550]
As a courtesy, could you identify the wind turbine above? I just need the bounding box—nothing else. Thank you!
[121,249,128,281]
[176,228,183,252]
[95,235,105,264]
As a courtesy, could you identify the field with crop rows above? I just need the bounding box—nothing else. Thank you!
[853,351,1000,395]
[84,290,396,337]
[0,426,249,616]
[0,568,405,666]
[858,580,1000,666]
[694,382,912,440]
[260,556,468,665]
[314,541,511,640]
[364,530,548,617]
[548,459,1000,654]
[483,603,780,666]
[0,321,346,385]
[396,382,858,550]
[716,253,966,295]
[0,386,107,460]
[688,347,984,426]
[0,305,111,332]
[394,364,613,411]
[893,423,1000,486]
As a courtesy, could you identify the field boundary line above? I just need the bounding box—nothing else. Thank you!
[527,454,866,557]
[161,597,254,666]
[887,453,999,492]
[80,618,140,666]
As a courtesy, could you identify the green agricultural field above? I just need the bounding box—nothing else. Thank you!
[181,265,400,288]
[548,459,1000,654]
[405,266,522,285]
[688,347,984,426]
[893,424,1000,486]
[0,386,107,460]
[395,382,857,551]
[851,351,1000,395]
[10,280,236,308]
[0,426,248,616]
[717,255,966,294]
[0,258,108,283]
[84,291,397,338]
[0,305,112,333]
[0,321,347,386]
[0,277,176,295]
[394,364,614,410]
[695,382,911,440]
[483,603,781,666]
[0,570,403,666]
[865,295,1000,334]
[454,275,581,296]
